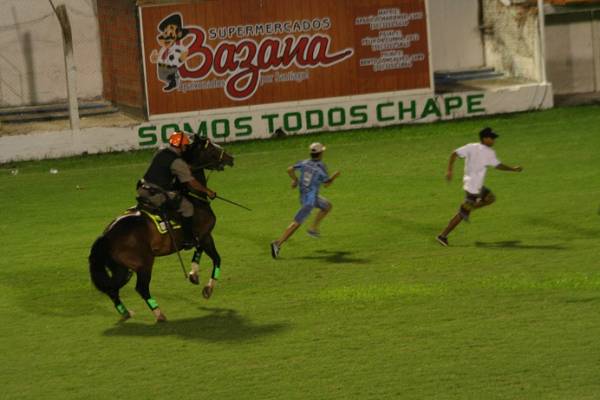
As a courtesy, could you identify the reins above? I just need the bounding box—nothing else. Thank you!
[190,147,225,171]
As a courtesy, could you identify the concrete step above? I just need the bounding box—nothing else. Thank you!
[0,101,119,123]
[435,68,503,82]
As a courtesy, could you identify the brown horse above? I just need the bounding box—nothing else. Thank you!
[89,136,234,322]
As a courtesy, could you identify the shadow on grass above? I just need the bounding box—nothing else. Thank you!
[295,250,369,265]
[102,307,289,342]
[524,216,600,239]
[375,215,439,237]
[564,297,600,304]
[475,240,566,250]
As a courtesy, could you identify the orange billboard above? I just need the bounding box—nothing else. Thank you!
[139,0,430,117]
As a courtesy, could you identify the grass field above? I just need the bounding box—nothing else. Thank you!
[1,105,599,399]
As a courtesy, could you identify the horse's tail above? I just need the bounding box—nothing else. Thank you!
[89,235,131,294]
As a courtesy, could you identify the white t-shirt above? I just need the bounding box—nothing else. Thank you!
[455,143,500,194]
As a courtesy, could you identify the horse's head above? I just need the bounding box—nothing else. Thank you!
[183,135,234,171]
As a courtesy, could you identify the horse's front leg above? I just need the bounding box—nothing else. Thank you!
[188,248,203,285]
[202,273,219,299]
[135,268,167,322]
[200,234,221,299]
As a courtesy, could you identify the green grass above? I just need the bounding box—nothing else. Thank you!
[1,105,599,399]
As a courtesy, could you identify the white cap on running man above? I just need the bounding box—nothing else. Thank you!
[309,142,326,154]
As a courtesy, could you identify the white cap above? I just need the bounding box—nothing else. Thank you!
[309,142,326,154]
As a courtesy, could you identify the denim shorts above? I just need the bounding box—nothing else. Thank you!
[294,195,331,223]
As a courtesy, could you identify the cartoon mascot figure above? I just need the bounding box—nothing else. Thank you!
[149,13,191,92]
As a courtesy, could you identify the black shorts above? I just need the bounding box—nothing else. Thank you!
[464,186,492,205]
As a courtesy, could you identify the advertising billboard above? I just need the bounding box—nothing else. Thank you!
[139,0,431,117]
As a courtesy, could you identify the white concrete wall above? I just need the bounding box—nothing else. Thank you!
[0,0,103,107]
[483,0,541,80]
[545,13,600,95]
[0,83,553,163]
[429,0,485,71]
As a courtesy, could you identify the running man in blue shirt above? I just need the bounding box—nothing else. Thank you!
[271,142,340,259]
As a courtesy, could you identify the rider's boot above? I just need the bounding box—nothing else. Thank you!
[181,217,197,249]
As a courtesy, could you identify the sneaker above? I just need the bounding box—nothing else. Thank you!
[307,229,320,238]
[436,235,449,247]
[270,241,280,259]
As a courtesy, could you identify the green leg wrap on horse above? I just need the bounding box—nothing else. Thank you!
[115,303,129,316]
[146,297,159,310]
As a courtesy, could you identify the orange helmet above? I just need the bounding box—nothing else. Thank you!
[168,131,190,148]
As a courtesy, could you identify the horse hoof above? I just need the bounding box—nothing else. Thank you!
[155,313,167,322]
[156,315,167,323]
[188,272,200,285]
[153,308,167,322]
[119,310,134,322]
[202,285,213,299]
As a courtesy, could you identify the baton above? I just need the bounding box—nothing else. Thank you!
[215,195,252,211]
[161,213,188,279]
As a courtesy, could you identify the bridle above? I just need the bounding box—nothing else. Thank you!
[189,138,227,171]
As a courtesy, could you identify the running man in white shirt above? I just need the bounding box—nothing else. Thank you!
[436,127,523,246]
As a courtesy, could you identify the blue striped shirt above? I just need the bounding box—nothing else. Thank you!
[293,159,330,203]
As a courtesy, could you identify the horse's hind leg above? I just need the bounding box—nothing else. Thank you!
[90,235,134,320]
[108,265,134,320]
[135,268,167,322]
[107,289,133,321]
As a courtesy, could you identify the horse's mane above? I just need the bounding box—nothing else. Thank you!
[182,135,203,164]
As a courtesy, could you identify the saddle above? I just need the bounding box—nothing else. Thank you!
[131,201,181,235]
[135,178,185,232]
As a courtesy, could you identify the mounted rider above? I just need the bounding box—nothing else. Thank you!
[137,131,216,248]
